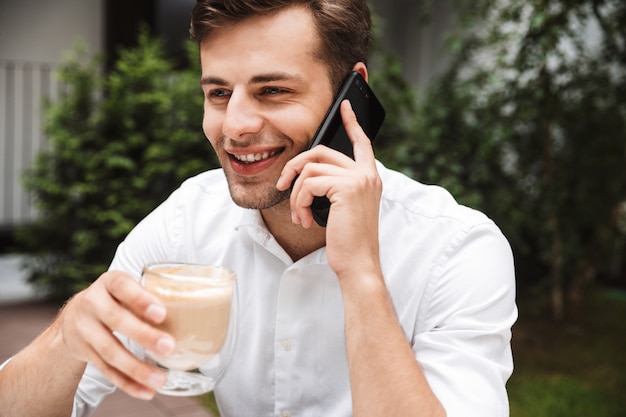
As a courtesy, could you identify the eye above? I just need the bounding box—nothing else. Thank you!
[205,88,231,105]
[262,86,287,95]
[210,88,231,98]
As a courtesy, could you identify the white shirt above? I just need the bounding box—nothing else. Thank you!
[48,161,516,417]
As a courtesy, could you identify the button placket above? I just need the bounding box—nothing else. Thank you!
[274,266,301,416]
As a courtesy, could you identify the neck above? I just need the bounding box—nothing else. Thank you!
[261,201,326,262]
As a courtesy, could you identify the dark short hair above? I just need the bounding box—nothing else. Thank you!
[190,0,372,90]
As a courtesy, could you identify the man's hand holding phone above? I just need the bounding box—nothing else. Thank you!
[277,70,385,276]
[281,71,385,226]
[277,99,383,278]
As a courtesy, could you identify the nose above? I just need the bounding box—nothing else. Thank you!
[221,90,263,140]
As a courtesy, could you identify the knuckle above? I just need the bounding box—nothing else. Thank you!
[98,336,122,360]
[300,163,315,178]
[99,351,159,398]
[106,309,125,330]
[371,173,382,189]
[101,367,139,396]
[355,174,369,188]
[130,360,156,382]
[90,350,138,393]
[136,323,165,349]
[106,271,152,311]
[79,285,100,307]
[107,271,131,294]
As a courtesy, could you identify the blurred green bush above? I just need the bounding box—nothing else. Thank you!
[383,0,626,319]
[18,32,217,300]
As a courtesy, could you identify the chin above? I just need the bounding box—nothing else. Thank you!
[229,186,291,210]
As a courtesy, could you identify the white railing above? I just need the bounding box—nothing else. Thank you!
[0,60,60,228]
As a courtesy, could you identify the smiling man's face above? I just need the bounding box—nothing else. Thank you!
[199,5,334,210]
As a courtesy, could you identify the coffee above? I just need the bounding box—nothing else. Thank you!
[143,265,235,371]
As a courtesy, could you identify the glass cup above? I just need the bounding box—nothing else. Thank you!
[140,262,237,396]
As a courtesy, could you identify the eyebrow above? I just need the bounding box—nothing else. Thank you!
[200,72,304,86]
[200,75,227,86]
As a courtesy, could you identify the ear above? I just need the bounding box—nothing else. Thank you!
[352,62,369,83]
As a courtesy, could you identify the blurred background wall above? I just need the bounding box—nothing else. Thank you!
[0,0,104,230]
[0,0,203,236]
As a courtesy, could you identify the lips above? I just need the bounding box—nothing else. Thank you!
[227,148,284,175]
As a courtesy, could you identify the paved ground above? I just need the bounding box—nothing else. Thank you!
[0,255,215,417]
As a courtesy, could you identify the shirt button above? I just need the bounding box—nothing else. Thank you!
[281,411,291,417]
[282,339,292,351]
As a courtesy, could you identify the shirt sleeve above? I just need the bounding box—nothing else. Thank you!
[414,222,518,417]
[70,362,117,417]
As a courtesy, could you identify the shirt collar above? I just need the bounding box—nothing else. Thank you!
[235,208,328,267]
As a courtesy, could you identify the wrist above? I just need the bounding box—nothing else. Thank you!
[338,269,389,304]
[48,307,88,367]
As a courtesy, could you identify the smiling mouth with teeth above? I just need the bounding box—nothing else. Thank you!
[232,150,281,164]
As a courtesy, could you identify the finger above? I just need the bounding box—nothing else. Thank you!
[293,176,337,228]
[60,280,171,399]
[277,144,354,191]
[78,275,175,358]
[85,325,167,399]
[103,271,167,324]
[105,309,175,358]
[275,158,301,191]
[340,100,376,169]
[291,161,348,202]
[290,163,353,227]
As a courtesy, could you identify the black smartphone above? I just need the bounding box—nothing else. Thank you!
[307,71,386,227]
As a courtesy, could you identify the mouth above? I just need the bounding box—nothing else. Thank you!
[227,147,285,176]
[231,149,282,164]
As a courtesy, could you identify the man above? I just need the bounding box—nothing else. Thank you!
[0,1,517,416]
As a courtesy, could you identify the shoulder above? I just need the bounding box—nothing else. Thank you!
[377,162,493,229]
[111,168,242,271]
[376,161,515,320]
[376,161,513,293]
[167,168,234,212]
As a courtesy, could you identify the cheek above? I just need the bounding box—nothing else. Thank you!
[202,109,221,145]
[275,107,323,147]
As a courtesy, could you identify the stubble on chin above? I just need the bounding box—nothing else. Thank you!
[227,181,291,210]
[215,133,310,210]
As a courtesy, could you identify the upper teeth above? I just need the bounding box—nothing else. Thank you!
[233,151,278,163]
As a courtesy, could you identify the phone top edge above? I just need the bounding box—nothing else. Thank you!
[308,71,384,149]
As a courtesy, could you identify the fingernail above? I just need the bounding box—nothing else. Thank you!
[147,372,166,390]
[156,336,175,355]
[276,175,287,190]
[146,304,166,322]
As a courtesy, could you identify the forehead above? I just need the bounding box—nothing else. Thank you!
[199,6,325,79]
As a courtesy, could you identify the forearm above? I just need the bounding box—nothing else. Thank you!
[0,314,86,417]
[340,274,446,417]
